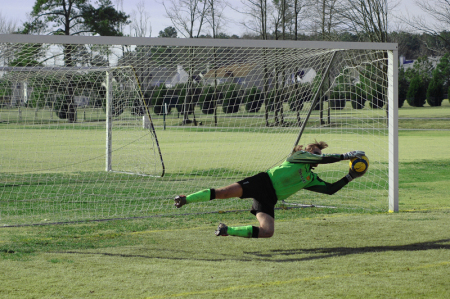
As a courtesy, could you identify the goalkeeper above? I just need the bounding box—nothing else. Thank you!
[174,141,366,239]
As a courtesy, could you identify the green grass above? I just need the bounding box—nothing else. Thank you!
[1,210,450,298]
[1,101,450,298]
[0,113,393,226]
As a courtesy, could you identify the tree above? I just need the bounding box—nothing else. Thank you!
[426,53,450,106]
[433,53,450,90]
[406,74,426,107]
[8,44,45,67]
[292,0,310,40]
[205,0,228,38]
[245,87,264,112]
[239,0,270,39]
[405,56,432,107]
[130,0,152,37]
[17,18,47,35]
[330,68,352,110]
[30,0,129,37]
[398,67,408,108]
[163,0,209,38]
[30,0,129,66]
[308,0,341,41]
[159,26,178,38]
[0,10,18,34]
[162,0,209,125]
[426,74,444,106]
[389,31,422,59]
[409,56,434,80]
[29,0,129,122]
[82,0,130,36]
[401,0,450,50]
[337,0,393,43]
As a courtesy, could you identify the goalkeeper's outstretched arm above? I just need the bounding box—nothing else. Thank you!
[305,167,367,195]
[287,150,365,165]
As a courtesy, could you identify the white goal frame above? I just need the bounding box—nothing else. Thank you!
[0,34,399,214]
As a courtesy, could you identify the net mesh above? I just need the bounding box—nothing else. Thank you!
[0,38,392,225]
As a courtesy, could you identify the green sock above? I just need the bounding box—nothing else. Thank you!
[227,225,254,238]
[186,189,211,204]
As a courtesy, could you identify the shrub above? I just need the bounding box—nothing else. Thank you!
[131,98,145,116]
[265,89,286,112]
[222,83,241,114]
[265,90,276,112]
[359,65,385,109]
[448,86,450,104]
[151,85,167,115]
[351,84,366,109]
[329,78,348,110]
[367,84,385,109]
[199,86,216,114]
[288,83,310,112]
[288,95,304,111]
[244,87,264,113]
[174,83,197,115]
[310,72,330,111]
[329,91,346,110]
[406,75,427,107]
[426,76,444,106]
[398,67,408,108]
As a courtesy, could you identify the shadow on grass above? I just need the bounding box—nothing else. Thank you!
[56,238,450,263]
[244,238,450,262]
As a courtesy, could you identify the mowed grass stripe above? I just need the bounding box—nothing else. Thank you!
[144,261,450,299]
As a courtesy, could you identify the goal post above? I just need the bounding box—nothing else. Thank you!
[0,34,398,225]
[388,50,399,213]
[105,69,112,172]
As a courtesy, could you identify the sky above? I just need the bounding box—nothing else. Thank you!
[0,0,427,37]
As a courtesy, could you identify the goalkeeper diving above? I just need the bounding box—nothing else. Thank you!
[174,140,367,239]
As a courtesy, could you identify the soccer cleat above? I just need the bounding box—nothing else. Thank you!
[174,195,187,208]
[215,223,229,236]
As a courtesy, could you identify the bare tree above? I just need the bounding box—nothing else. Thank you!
[270,0,285,39]
[205,0,228,38]
[337,0,396,43]
[400,0,450,49]
[205,0,229,127]
[337,0,398,122]
[130,1,152,37]
[163,0,210,38]
[162,0,210,125]
[292,0,311,40]
[239,0,271,39]
[308,0,341,41]
[0,11,18,34]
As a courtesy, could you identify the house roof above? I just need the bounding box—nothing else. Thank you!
[203,63,256,79]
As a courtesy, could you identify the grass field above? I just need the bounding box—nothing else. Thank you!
[1,100,450,298]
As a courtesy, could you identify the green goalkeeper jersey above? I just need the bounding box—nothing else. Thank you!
[267,150,345,201]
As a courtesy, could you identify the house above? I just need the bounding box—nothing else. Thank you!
[399,55,441,70]
[202,63,316,90]
[167,65,189,87]
[291,68,316,84]
[139,65,198,89]
[202,63,257,88]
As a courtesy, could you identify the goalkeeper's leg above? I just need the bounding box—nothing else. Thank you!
[215,212,274,238]
[174,183,243,208]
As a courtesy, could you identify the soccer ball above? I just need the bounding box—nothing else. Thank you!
[349,155,369,173]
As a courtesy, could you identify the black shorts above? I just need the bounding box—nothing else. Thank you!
[237,172,278,219]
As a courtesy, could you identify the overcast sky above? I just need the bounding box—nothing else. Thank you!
[1,0,426,37]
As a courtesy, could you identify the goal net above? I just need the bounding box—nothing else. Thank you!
[0,35,398,225]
